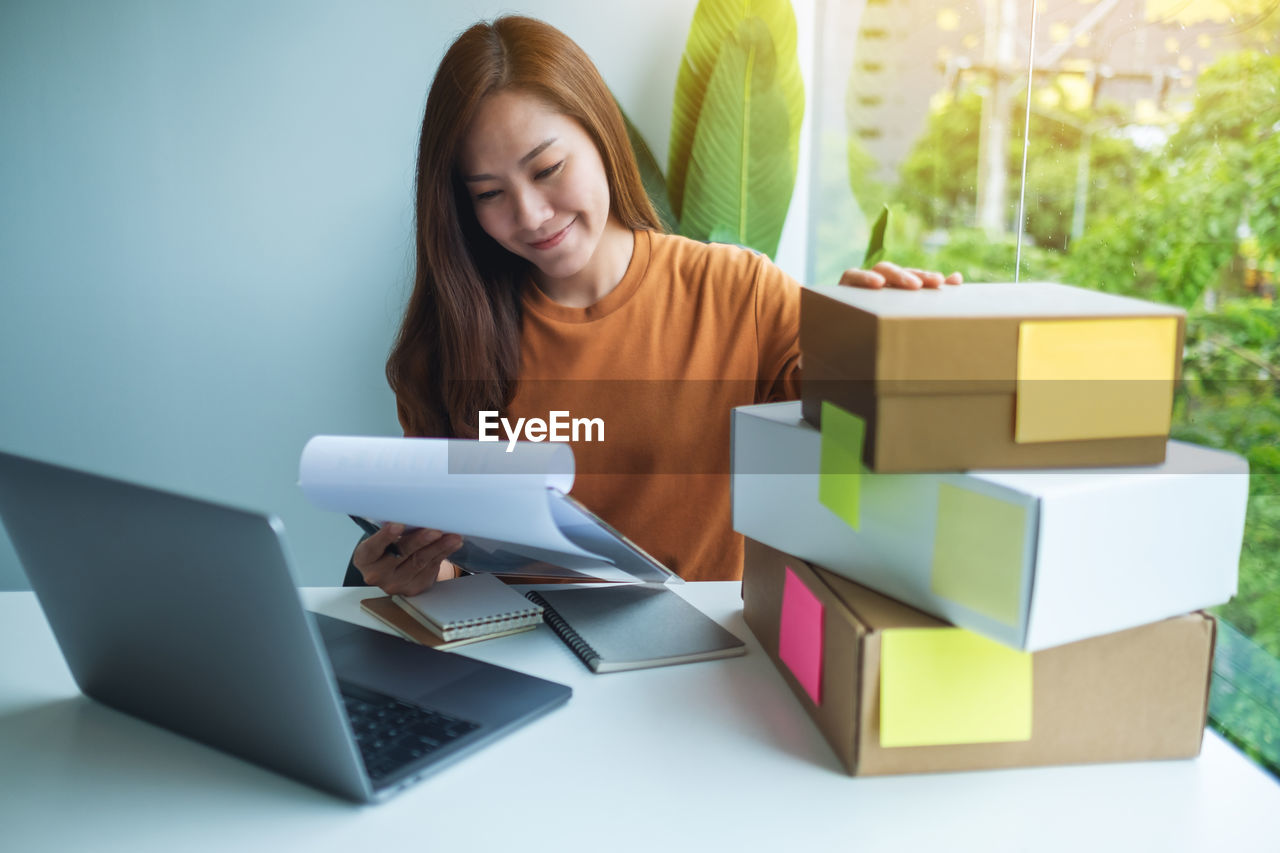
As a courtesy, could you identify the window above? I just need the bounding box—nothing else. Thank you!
[811,0,1280,777]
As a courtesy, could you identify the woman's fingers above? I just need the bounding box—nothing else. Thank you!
[839,268,886,289]
[403,530,464,571]
[353,522,403,565]
[872,261,922,289]
[357,552,399,589]
[352,523,406,586]
[839,264,964,290]
[353,524,464,594]
[380,530,464,596]
[396,558,461,598]
[391,556,443,597]
[917,269,963,285]
[906,268,945,289]
[840,262,922,290]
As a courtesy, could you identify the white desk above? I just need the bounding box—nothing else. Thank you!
[1,584,1276,852]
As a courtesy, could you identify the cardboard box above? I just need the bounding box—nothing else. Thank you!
[732,401,1247,650]
[743,538,1215,776]
[800,282,1187,471]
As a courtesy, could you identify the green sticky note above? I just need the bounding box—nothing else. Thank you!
[930,484,1027,628]
[880,627,1033,748]
[818,401,866,530]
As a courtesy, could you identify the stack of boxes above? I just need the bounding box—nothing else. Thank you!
[733,282,1250,775]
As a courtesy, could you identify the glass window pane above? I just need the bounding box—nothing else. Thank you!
[813,0,1279,778]
[810,0,1037,286]
[1027,0,1279,777]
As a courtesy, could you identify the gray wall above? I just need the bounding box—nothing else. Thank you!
[0,0,718,588]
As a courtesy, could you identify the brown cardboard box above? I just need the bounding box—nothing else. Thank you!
[742,538,1215,776]
[799,282,1187,471]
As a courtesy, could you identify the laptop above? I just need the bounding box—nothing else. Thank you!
[0,450,572,803]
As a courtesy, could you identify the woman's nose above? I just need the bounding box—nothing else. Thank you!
[512,185,552,231]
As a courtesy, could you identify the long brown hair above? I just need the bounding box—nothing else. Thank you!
[388,15,662,438]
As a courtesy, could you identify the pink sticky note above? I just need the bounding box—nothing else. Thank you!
[778,566,824,705]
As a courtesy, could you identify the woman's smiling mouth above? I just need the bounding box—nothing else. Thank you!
[529,218,575,250]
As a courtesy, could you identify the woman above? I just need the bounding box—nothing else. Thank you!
[349,15,959,595]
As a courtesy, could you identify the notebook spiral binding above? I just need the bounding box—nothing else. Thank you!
[525,591,601,669]
[452,609,541,628]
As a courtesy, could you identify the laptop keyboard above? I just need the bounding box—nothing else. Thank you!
[340,684,480,784]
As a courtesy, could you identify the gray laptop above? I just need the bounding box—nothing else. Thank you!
[0,450,571,803]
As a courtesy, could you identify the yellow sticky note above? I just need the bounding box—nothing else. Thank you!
[1015,317,1178,443]
[819,401,866,530]
[880,628,1033,748]
[931,483,1026,627]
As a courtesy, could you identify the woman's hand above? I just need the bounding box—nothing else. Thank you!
[839,261,962,290]
[352,523,463,596]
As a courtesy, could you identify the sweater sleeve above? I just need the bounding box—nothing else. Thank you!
[754,256,803,403]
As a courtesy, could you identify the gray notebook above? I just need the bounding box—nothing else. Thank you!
[524,585,746,673]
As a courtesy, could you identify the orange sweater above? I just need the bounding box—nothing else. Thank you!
[506,229,801,581]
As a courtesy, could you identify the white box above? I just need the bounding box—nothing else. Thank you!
[732,401,1248,650]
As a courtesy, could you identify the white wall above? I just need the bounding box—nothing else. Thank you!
[0,0,815,588]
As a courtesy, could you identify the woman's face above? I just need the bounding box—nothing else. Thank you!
[458,89,615,283]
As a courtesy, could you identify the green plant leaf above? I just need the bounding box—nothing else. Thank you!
[668,0,803,222]
[863,204,889,267]
[680,16,795,258]
[616,99,678,232]
[707,225,741,244]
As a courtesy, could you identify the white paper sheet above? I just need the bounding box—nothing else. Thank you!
[298,436,612,570]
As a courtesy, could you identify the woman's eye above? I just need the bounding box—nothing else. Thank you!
[536,161,564,180]
[475,189,500,202]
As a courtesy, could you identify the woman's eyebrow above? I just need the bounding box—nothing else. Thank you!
[463,138,558,182]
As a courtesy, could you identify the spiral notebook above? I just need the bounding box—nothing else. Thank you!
[392,573,544,641]
[524,585,746,673]
[361,596,538,649]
